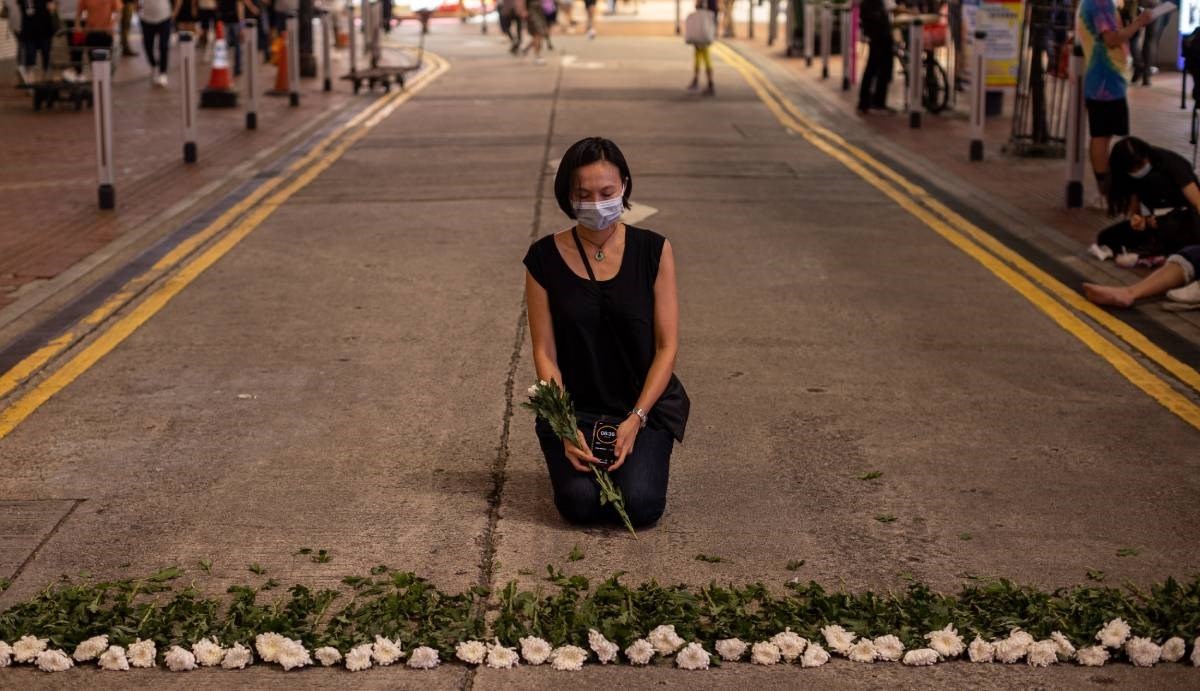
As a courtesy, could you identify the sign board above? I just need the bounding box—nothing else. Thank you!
[1182,0,1199,35]
[961,0,1025,87]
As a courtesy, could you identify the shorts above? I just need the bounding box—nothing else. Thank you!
[583,0,596,7]
[1085,97,1129,139]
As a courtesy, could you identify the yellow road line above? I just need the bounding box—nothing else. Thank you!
[715,43,1200,395]
[0,54,449,440]
[712,43,1200,430]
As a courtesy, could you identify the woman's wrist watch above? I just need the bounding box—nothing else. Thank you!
[629,408,647,429]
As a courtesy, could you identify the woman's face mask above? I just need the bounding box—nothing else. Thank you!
[574,186,625,231]
[1129,161,1152,179]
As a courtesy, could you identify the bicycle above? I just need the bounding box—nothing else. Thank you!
[894,41,950,114]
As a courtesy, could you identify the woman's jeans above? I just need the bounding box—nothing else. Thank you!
[535,412,672,529]
[141,20,171,74]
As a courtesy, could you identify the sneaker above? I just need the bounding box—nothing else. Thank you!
[1166,281,1200,304]
[587,28,596,39]
[1087,243,1115,261]
[62,66,78,82]
[687,79,699,92]
[157,73,169,87]
[533,56,545,65]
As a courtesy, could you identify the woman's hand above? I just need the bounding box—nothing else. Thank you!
[608,415,640,472]
[1130,214,1146,232]
[563,430,601,472]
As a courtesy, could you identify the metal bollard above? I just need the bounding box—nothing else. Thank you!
[907,18,923,128]
[803,1,814,66]
[768,0,779,45]
[748,0,755,40]
[362,0,373,60]
[1064,44,1085,208]
[372,1,382,66]
[820,2,831,79]
[968,30,986,161]
[347,0,358,77]
[320,13,332,91]
[245,20,258,129]
[179,33,198,163]
[675,0,681,34]
[90,49,115,209]
[839,3,850,90]
[286,14,300,106]
[481,0,488,33]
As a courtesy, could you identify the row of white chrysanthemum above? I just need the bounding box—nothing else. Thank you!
[2,619,1198,673]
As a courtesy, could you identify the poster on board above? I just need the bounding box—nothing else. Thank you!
[961,0,1025,87]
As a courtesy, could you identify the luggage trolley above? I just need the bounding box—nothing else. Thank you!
[17,30,104,111]
[342,0,423,93]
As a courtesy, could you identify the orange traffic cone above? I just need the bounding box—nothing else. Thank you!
[200,21,238,108]
[267,32,289,96]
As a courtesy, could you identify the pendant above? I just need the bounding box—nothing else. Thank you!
[595,250,605,262]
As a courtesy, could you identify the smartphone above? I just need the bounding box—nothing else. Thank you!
[591,417,621,467]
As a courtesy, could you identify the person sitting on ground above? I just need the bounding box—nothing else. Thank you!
[1090,136,1200,263]
[1083,245,1200,307]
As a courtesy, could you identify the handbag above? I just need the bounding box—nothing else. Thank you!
[571,229,690,443]
[684,9,716,46]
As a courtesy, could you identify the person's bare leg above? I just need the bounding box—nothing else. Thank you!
[1083,263,1187,308]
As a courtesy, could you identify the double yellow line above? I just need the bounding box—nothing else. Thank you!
[713,42,1200,430]
[0,53,450,440]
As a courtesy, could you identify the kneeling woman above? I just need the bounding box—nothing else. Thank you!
[1093,137,1200,260]
[523,137,683,529]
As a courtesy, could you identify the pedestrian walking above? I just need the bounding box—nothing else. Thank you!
[1075,0,1152,206]
[75,0,122,56]
[582,0,596,38]
[140,0,171,84]
[119,0,137,54]
[499,0,521,52]
[196,0,214,48]
[16,0,57,81]
[858,0,896,113]
[685,0,717,95]
[216,0,258,75]
[1129,0,1166,86]
[523,137,686,529]
[172,0,196,32]
[517,0,547,64]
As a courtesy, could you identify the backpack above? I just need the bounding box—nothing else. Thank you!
[1184,28,1200,102]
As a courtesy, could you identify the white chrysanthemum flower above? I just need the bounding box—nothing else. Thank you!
[192,637,225,667]
[770,628,808,661]
[625,639,655,665]
[872,634,903,662]
[1050,631,1076,660]
[344,643,373,672]
[588,630,619,664]
[73,635,109,662]
[1077,645,1110,667]
[13,635,48,663]
[372,635,403,666]
[750,641,781,665]
[1096,618,1131,649]
[486,639,519,669]
[1026,640,1058,667]
[1160,637,1186,663]
[648,624,685,655]
[0,640,11,668]
[549,644,588,671]
[902,648,939,666]
[676,642,710,670]
[1190,637,1200,667]
[967,636,994,663]
[314,646,342,666]
[848,638,877,663]
[925,624,965,659]
[994,630,1032,664]
[456,640,487,665]
[1125,637,1161,667]
[164,645,196,672]
[221,643,253,669]
[407,646,440,670]
[802,642,831,668]
[820,624,855,655]
[715,638,747,661]
[98,645,129,671]
[127,639,156,668]
[36,649,73,672]
[255,632,286,663]
[278,639,312,671]
[520,636,553,665]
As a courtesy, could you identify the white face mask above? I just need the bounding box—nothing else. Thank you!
[574,187,625,231]
[1129,162,1152,179]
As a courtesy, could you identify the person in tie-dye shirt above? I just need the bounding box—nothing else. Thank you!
[1076,0,1152,204]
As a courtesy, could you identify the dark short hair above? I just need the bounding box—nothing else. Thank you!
[1106,136,1154,216]
[554,137,633,219]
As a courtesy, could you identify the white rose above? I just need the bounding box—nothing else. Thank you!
[13,635,48,663]
[222,643,253,669]
[625,639,655,665]
[0,641,11,668]
[715,638,747,661]
[820,624,855,655]
[277,639,312,671]
[647,625,685,655]
[549,644,588,671]
[372,635,403,666]
[73,635,109,662]
[255,632,286,663]
[456,640,487,665]
[486,639,519,669]
[1050,631,1075,660]
[848,638,877,663]
[344,643,373,672]
[1076,645,1110,667]
[750,641,781,665]
[1124,637,1161,667]
[315,646,342,666]
[770,629,808,662]
[1026,640,1058,667]
[675,642,710,670]
[1160,637,1185,663]
[1096,618,1131,649]
[36,649,73,672]
[801,642,831,668]
[98,645,129,671]
[901,648,939,666]
[164,645,196,672]
[925,624,965,659]
[127,639,157,668]
[967,636,994,663]
[587,630,619,664]
[192,637,225,667]
[408,646,440,669]
[520,636,553,665]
